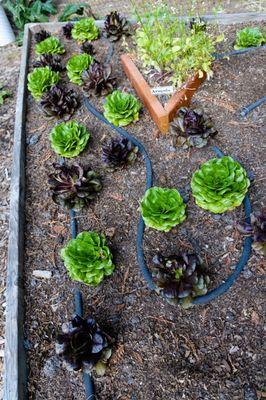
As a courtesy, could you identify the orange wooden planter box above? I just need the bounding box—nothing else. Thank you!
[121,54,206,134]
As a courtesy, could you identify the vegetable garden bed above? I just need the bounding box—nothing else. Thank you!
[4,13,266,400]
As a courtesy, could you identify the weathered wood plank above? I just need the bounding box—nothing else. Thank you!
[3,24,31,400]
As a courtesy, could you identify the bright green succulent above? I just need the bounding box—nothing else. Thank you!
[50,120,90,158]
[61,231,115,286]
[234,27,265,50]
[71,18,99,43]
[27,66,59,100]
[140,186,186,232]
[191,156,250,214]
[103,90,141,127]
[66,53,94,85]
[35,36,65,55]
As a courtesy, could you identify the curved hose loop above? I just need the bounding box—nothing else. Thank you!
[82,99,253,306]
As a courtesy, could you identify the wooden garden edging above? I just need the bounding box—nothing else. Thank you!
[3,12,266,400]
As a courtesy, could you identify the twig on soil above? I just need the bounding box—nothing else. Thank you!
[121,265,130,294]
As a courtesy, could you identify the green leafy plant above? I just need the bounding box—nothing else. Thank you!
[82,63,116,96]
[102,137,138,168]
[140,186,186,232]
[35,36,65,55]
[58,3,87,22]
[66,53,94,85]
[71,18,99,43]
[34,29,51,43]
[169,107,217,148]
[40,85,79,117]
[152,252,209,307]
[234,27,265,50]
[33,54,64,72]
[27,66,59,100]
[189,17,207,33]
[50,120,90,158]
[0,84,11,105]
[48,163,102,210]
[103,90,141,127]
[61,231,115,286]
[237,208,266,257]
[191,156,250,214]
[56,314,112,376]
[3,0,56,43]
[104,11,131,42]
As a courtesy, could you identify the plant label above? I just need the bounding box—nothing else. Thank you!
[151,86,174,96]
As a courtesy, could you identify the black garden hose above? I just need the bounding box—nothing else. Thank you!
[239,96,266,117]
[213,44,266,60]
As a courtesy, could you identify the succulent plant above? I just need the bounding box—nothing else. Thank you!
[34,29,51,43]
[40,85,79,118]
[33,54,64,72]
[82,62,116,96]
[152,252,209,307]
[169,107,217,149]
[50,120,90,158]
[62,22,74,39]
[35,36,65,55]
[71,18,99,43]
[140,186,186,232]
[61,231,115,286]
[103,90,141,127]
[27,66,60,100]
[48,163,102,210]
[102,137,138,168]
[104,11,131,42]
[191,156,250,214]
[56,314,112,375]
[234,27,265,50]
[189,17,207,33]
[237,208,266,257]
[66,53,94,85]
[80,41,96,55]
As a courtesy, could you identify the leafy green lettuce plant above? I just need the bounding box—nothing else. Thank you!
[66,53,94,85]
[234,27,265,50]
[35,36,65,55]
[71,18,99,42]
[103,90,141,127]
[0,84,11,105]
[27,66,59,100]
[58,3,87,22]
[191,156,250,214]
[61,231,115,286]
[50,120,90,158]
[140,186,186,232]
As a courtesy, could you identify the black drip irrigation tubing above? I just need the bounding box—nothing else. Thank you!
[212,44,266,60]
[239,96,266,117]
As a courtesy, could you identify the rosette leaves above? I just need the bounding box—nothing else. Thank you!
[102,137,138,168]
[34,29,51,43]
[61,231,115,286]
[140,186,186,232]
[152,252,209,307]
[71,18,99,43]
[50,120,90,158]
[35,36,65,55]
[81,41,95,55]
[237,208,266,256]
[33,54,64,72]
[191,156,250,214]
[234,27,265,50]
[82,63,116,96]
[104,11,131,42]
[103,90,141,127]
[48,163,102,210]
[56,314,112,375]
[40,85,79,118]
[66,53,94,85]
[27,66,60,100]
[169,107,217,148]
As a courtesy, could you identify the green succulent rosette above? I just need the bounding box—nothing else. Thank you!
[27,66,60,100]
[103,90,141,127]
[66,53,94,85]
[50,120,90,158]
[35,36,65,55]
[140,186,187,232]
[71,18,99,43]
[191,156,250,214]
[234,27,265,50]
[61,231,115,286]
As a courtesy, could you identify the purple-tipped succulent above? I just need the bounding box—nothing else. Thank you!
[237,208,266,256]
[82,62,116,96]
[62,22,73,39]
[34,29,51,43]
[40,85,79,118]
[102,137,138,169]
[104,11,131,42]
[33,54,64,72]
